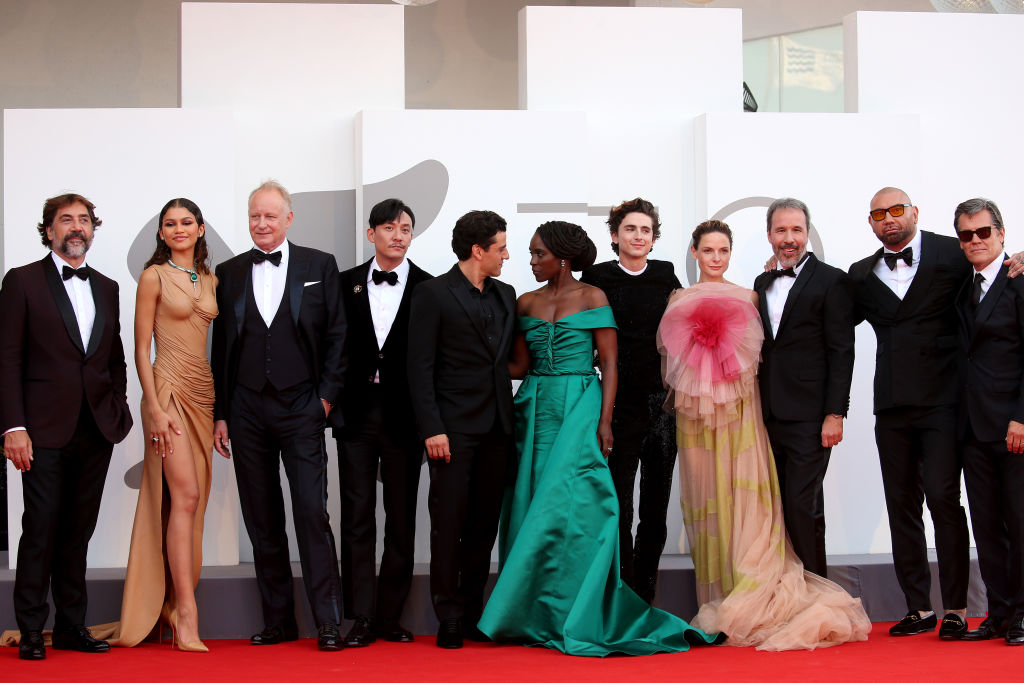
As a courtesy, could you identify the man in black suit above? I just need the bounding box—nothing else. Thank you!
[848,186,972,639]
[1,193,133,660]
[407,210,516,649]
[951,198,1024,645]
[753,198,855,578]
[211,180,345,650]
[335,199,431,646]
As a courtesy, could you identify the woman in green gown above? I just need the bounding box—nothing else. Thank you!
[476,221,721,656]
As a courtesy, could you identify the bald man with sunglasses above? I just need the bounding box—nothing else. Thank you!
[849,187,1023,640]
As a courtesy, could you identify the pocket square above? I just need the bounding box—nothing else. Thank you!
[304,281,321,287]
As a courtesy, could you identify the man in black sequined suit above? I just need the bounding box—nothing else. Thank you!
[581,198,681,604]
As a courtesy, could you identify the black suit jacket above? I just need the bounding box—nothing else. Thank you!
[337,258,432,438]
[753,253,855,422]
[211,241,346,428]
[0,255,132,448]
[407,264,516,439]
[956,260,1024,442]
[848,230,971,413]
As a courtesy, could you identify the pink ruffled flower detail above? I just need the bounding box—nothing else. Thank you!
[663,297,755,384]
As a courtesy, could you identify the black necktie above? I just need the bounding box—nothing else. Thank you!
[251,249,282,267]
[971,272,985,308]
[62,265,90,281]
[766,267,796,281]
[372,269,398,286]
[883,247,913,271]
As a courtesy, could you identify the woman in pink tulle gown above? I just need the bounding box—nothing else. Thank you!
[657,220,870,651]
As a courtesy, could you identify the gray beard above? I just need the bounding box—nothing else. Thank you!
[57,232,92,259]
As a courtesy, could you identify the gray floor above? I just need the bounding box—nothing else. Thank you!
[0,550,986,639]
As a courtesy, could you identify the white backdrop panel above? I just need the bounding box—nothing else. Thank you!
[696,112,923,555]
[357,109,588,561]
[4,108,240,568]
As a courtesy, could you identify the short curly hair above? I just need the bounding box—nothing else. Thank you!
[37,193,102,248]
[606,198,661,255]
[535,221,597,272]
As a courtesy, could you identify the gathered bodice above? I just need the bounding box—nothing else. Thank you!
[520,306,617,376]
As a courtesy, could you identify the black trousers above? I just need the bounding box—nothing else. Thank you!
[606,389,676,604]
[230,382,342,628]
[336,386,423,624]
[962,426,1024,621]
[765,418,830,577]
[875,405,970,612]
[427,426,511,623]
[14,400,112,632]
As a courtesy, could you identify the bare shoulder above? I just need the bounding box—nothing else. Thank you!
[580,282,609,308]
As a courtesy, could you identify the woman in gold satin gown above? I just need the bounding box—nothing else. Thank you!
[113,198,219,651]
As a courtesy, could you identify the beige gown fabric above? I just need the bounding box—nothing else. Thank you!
[658,283,870,651]
[106,264,217,646]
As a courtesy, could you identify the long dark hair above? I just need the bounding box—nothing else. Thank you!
[144,198,211,274]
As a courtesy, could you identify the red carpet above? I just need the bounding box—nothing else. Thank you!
[3,621,1018,682]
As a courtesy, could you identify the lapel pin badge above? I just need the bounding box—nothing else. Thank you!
[354,285,363,293]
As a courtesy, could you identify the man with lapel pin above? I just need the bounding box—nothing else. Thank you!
[335,199,431,646]
[951,198,1024,645]
[848,186,976,639]
[211,180,346,650]
[408,210,516,649]
[753,198,855,579]
[1,193,132,660]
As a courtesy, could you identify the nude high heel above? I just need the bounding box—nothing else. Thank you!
[163,603,209,653]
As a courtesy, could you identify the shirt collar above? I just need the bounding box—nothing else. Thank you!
[52,250,88,272]
[977,252,1005,283]
[775,251,810,276]
[252,239,289,261]
[883,229,921,260]
[368,256,409,284]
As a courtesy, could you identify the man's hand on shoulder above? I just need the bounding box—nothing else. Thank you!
[1005,252,1024,279]
[4,430,33,471]
[425,434,451,463]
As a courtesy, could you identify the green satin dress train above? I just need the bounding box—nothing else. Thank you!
[477,306,721,656]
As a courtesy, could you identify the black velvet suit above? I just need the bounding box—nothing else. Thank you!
[848,230,971,612]
[753,253,855,577]
[0,254,132,633]
[211,241,346,629]
[407,264,516,623]
[956,259,1024,623]
[335,258,431,626]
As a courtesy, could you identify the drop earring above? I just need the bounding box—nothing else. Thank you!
[560,259,565,268]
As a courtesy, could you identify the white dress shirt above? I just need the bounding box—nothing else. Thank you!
[873,229,922,300]
[765,254,809,338]
[973,252,1006,303]
[251,240,289,326]
[368,258,409,382]
[52,250,96,350]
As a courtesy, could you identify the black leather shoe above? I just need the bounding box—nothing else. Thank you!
[344,617,376,647]
[463,624,491,642]
[373,620,414,643]
[889,611,937,636]
[1005,617,1024,646]
[436,618,463,649]
[18,630,45,660]
[938,613,967,640]
[250,624,298,645]
[51,626,110,653]
[962,616,1009,641]
[318,623,344,651]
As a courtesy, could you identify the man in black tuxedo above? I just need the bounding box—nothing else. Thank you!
[335,199,431,646]
[753,198,855,578]
[211,180,345,650]
[1,194,132,660]
[408,210,515,649]
[951,198,1024,645]
[848,186,972,639]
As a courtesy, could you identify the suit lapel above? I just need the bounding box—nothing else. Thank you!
[777,254,816,337]
[84,274,106,359]
[497,280,516,352]
[355,260,377,351]
[232,256,250,337]
[971,261,1010,344]
[446,267,492,352]
[42,255,85,355]
[897,232,935,316]
[288,242,309,327]
[863,248,901,315]
[753,275,773,343]
[955,271,972,339]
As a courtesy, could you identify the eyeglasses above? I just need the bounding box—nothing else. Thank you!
[956,226,996,242]
[869,204,913,221]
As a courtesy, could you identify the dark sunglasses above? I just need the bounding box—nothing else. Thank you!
[869,203,912,221]
[956,226,996,242]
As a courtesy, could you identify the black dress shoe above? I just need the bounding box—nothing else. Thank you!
[250,624,299,645]
[889,611,937,636]
[373,620,414,643]
[938,613,967,640]
[51,626,110,653]
[1005,617,1024,646]
[318,623,344,651]
[344,617,376,647]
[463,624,491,643]
[436,618,463,649]
[18,630,45,660]
[962,616,1009,641]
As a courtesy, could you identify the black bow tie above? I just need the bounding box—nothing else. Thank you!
[766,267,796,281]
[62,265,90,281]
[372,269,398,286]
[251,249,282,266]
[882,247,913,271]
